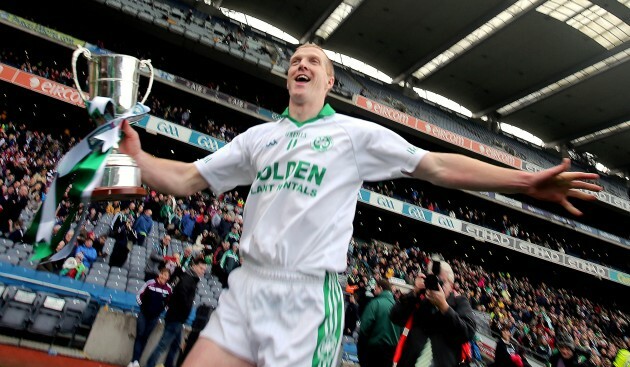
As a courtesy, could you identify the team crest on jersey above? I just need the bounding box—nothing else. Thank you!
[311,136,333,152]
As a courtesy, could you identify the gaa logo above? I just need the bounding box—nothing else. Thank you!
[311,136,333,152]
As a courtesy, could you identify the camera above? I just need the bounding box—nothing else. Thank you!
[424,261,443,291]
[424,274,442,291]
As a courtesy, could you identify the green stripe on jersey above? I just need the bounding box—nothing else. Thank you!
[312,273,343,367]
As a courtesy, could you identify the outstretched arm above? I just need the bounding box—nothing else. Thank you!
[413,152,602,216]
[118,120,209,197]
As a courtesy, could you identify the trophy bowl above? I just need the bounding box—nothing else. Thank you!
[72,45,154,201]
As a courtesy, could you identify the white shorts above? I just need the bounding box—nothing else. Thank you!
[199,264,344,367]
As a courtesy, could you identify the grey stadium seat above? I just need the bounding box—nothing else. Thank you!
[58,298,88,339]
[86,275,106,286]
[110,267,128,276]
[0,254,20,265]
[19,259,39,269]
[6,249,28,260]
[0,287,38,330]
[28,294,66,336]
[106,280,127,291]
[12,243,32,252]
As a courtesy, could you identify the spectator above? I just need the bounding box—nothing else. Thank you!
[344,293,360,336]
[111,203,133,233]
[110,217,137,267]
[547,332,589,367]
[224,223,240,245]
[128,268,173,367]
[59,252,87,280]
[7,218,24,242]
[75,237,97,268]
[86,206,100,226]
[179,245,194,271]
[219,242,240,287]
[145,259,207,367]
[358,279,401,367]
[145,235,172,281]
[94,234,109,259]
[212,240,229,281]
[492,324,528,367]
[146,194,162,221]
[160,198,174,226]
[390,260,476,367]
[179,209,196,242]
[134,208,153,247]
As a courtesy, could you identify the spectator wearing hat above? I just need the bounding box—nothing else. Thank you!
[547,332,590,367]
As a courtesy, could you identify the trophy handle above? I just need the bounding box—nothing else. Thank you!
[72,45,92,103]
[139,59,154,105]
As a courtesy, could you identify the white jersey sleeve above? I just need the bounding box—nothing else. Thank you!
[193,131,256,194]
[347,120,428,181]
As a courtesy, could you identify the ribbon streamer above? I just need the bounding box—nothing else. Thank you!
[26,97,150,261]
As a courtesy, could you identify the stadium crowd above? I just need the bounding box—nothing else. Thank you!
[345,239,629,367]
[363,180,629,273]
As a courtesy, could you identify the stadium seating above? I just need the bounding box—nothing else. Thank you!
[27,293,66,336]
[0,286,38,331]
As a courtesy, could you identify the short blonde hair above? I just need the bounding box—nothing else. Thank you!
[295,43,335,78]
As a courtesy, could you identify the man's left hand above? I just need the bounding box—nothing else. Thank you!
[526,158,602,216]
[425,285,449,314]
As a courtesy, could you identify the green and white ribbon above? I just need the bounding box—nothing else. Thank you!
[26,97,150,260]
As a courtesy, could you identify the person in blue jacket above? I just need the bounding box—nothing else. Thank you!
[134,208,153,247]
[75,237,98,268]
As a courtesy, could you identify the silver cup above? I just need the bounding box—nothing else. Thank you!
[72,45,154,201]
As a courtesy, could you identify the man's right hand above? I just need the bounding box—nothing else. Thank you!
[414,273,426,295]
[118,120,143,159]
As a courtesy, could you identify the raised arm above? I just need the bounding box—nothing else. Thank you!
[413,152,602,216]
[119,120,209,197]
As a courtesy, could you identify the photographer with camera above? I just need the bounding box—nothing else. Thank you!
[390,259,476,367]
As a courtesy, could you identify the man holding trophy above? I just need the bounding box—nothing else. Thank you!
[108,44,602,367]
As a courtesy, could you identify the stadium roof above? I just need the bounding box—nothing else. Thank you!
[219,0,630,172]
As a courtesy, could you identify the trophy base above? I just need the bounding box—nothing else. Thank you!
[91,186,147,201]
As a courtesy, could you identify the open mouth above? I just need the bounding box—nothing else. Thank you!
[295,74,311,83]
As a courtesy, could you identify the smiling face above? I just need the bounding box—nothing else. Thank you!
[287,45,335,107]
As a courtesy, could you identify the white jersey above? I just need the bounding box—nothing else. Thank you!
[194,104,427,275]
